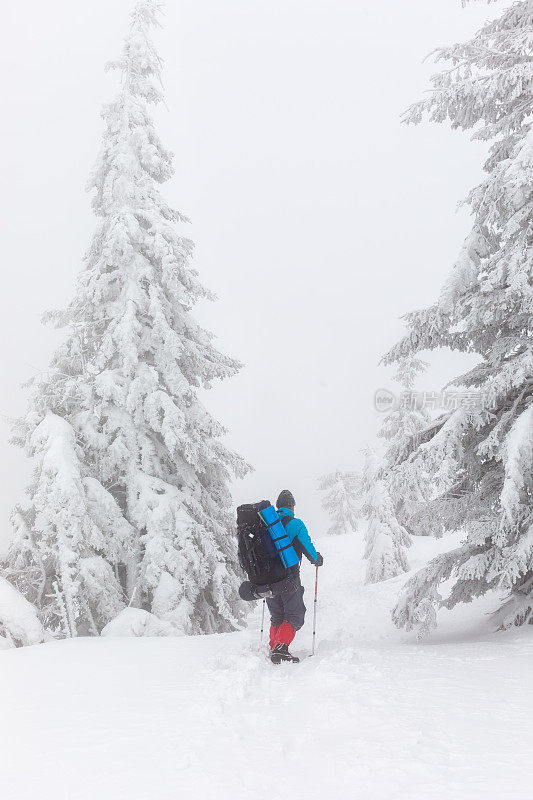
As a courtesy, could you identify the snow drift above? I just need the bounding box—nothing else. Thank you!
[0,576,47,648]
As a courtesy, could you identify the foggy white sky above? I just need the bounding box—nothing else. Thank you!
[0,0,503,550]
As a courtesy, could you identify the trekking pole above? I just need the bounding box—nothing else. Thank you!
[311,565,319,656]
[260,598,265,643]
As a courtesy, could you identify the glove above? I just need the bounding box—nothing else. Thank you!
[315,552,324,567]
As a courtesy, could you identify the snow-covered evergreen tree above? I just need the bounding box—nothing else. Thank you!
[318,470,360,535]
[387,1,533,632]
[379,358,429,469]
[378,358,433,536]
[361,451,411,584]
[3,0,249,637]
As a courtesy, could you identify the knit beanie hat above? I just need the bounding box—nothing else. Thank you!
[276,490,295,509]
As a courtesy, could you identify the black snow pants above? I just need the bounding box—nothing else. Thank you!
[266,573,306,631]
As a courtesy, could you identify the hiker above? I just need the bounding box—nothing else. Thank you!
[268,490,323,664]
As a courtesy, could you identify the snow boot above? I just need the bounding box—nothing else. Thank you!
[270,643,300,665]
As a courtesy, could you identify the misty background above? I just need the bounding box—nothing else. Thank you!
[0,0,502,551]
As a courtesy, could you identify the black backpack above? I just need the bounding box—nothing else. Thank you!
[237,500,293,588]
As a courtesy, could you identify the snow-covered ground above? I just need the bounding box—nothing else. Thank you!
[2,532,532,800]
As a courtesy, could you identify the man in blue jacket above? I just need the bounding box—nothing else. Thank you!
[268,490,323,664]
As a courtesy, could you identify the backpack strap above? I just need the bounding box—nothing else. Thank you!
[278,515,302,564]
[263,514,296,560]
[271,514,293,552]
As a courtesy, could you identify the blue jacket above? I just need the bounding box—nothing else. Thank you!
[277,507,319,564]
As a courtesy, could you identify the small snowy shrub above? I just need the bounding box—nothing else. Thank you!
[101,608,176,638]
